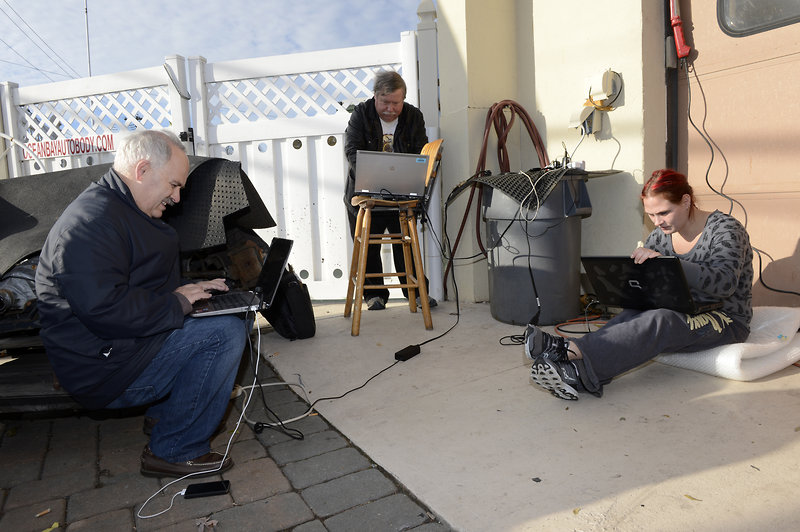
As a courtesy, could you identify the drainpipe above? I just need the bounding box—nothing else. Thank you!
[665,0,679,170]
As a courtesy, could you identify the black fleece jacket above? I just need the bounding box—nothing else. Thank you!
[35,169,186,409]
[343,97,427,214]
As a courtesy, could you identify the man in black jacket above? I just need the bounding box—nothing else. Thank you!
[36,130,247,478]
[344,70,436,310]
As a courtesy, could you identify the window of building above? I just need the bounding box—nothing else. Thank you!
[718,0,800,37]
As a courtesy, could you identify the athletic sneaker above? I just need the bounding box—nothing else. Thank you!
[367,296,386,311]
[530,356,582,400]
[416,295,438,308]
[524,324,569,362]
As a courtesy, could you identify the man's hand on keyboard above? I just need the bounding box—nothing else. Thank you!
[175,278,229,304]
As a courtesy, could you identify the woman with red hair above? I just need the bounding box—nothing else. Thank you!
[525,169,753,400]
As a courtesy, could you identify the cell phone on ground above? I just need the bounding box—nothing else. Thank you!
[183,480,231,499]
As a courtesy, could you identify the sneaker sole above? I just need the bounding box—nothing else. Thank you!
[530,359,579,400]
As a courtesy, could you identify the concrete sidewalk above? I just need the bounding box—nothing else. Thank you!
[0,357,452,531]
[268,301,800,532]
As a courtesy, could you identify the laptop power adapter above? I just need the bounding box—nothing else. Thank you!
[395,345,421,361]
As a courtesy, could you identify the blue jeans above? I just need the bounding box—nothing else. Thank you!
[106,315,249,462]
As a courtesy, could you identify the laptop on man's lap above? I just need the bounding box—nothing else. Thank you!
[191,237,293,317]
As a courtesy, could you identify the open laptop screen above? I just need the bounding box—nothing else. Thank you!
[581,256,722,314]
[354,151,429,200]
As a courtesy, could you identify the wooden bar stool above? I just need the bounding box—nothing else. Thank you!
[344,139,443,336]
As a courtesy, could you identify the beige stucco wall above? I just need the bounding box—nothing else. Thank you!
[436,0,667,302]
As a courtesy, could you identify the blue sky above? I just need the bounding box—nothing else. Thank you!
[0,0,425,87]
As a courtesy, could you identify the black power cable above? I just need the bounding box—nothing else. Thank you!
[684,59,798,300]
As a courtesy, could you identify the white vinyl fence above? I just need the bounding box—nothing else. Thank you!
[0,3,441,301]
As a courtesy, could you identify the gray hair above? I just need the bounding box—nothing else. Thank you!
[113,129,186,175]
[373,71,407,98]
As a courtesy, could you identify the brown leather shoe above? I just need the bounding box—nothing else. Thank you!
[140,446,234,478]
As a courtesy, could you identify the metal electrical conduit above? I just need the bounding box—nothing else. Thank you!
[443,99,550,298]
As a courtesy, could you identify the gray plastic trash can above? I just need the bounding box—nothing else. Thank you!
[480,169,591,326]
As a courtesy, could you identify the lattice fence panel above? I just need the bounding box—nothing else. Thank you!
[18,86,172,142]
[207,64,401,125]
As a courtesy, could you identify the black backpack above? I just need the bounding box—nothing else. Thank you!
[261,265,316,340]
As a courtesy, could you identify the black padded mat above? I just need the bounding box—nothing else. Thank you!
[473,167,568,205]
[0,156,275,275]
[163,158,275,252]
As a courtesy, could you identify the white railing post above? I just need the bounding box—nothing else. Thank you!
[0,82,22,179]
[417,0,439,133]
[400,31,420,107]
[416,0,443,301]
[164,55,192,152]
[188,56,210,157]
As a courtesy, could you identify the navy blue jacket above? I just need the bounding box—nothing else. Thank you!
[343,97,428,215]
[35,169,185,409]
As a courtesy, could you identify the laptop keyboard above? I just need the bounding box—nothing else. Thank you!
[202,291,259,311]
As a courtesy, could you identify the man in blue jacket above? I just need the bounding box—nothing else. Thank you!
[35,130,247,478]
[344,70,435,310]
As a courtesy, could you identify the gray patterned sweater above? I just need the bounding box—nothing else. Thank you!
[645,210,753,327]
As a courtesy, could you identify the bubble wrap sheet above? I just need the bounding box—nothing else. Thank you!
[656,306,800,381]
